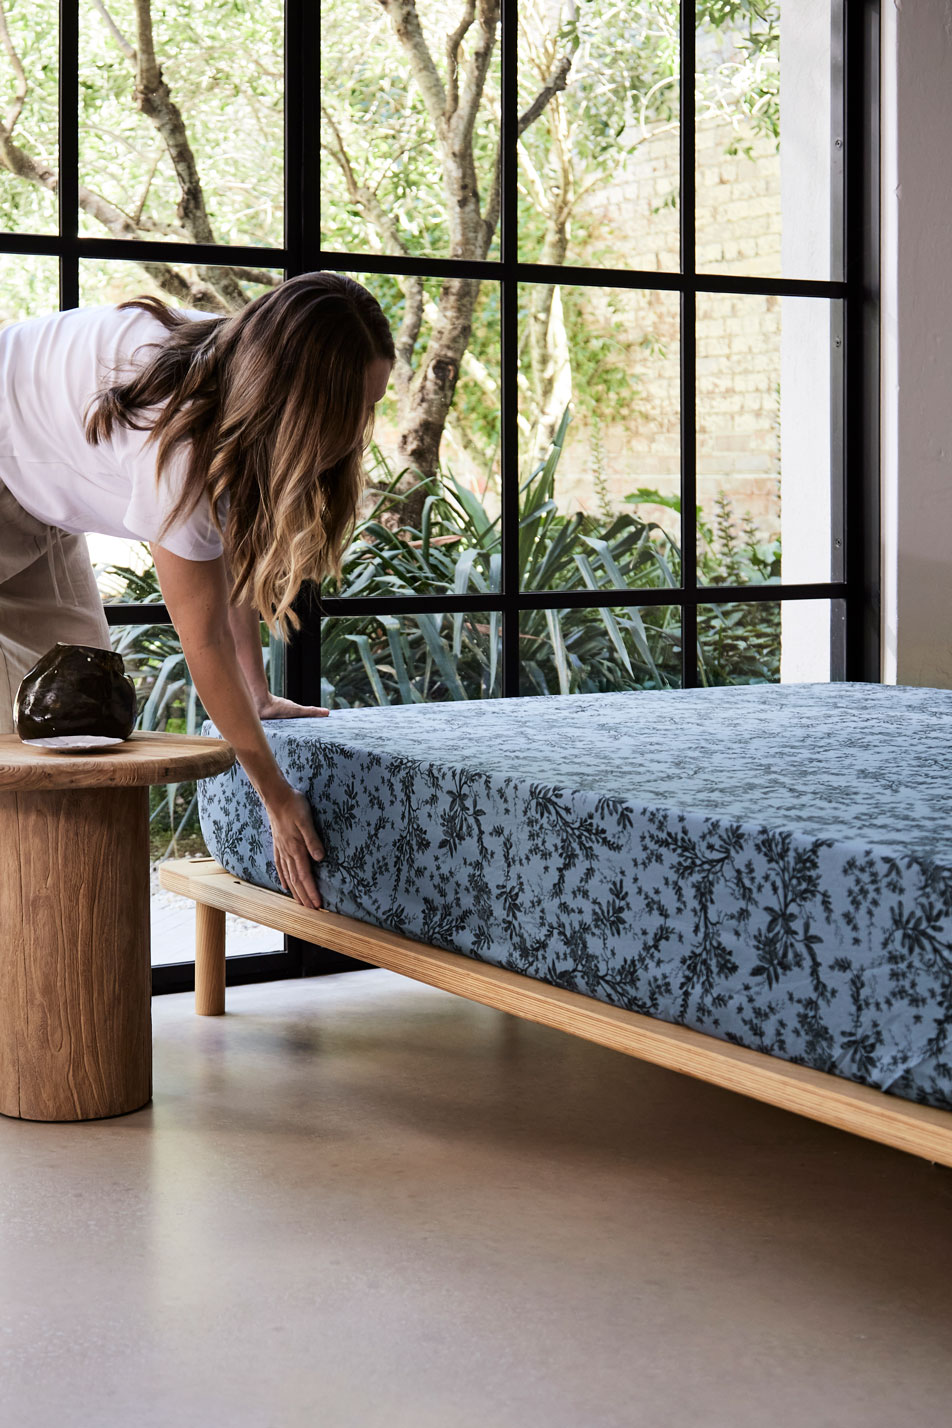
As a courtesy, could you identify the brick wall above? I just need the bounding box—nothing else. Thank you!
[546,116,783,546]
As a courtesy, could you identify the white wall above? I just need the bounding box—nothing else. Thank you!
[779,0,833,681]
[882,0,952,687]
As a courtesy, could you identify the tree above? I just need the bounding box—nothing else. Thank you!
[0,0,779,510]
[322,0,779,497]
[0,0,282,314]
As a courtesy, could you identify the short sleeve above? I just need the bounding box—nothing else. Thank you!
[118,428,224,561]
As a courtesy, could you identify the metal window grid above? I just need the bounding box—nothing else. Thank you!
[0,0,881,992]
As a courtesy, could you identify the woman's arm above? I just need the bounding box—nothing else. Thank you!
[226,593,271,711]
[226,592,330,721]
[151,543,325,909]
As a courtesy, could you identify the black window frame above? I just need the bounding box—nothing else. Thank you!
[0,0,880,995]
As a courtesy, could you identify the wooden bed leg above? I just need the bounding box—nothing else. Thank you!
[195,902,226,1016]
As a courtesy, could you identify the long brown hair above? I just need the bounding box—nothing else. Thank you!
[85,272,394,636]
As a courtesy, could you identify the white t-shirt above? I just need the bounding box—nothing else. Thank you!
[0,303,223,561]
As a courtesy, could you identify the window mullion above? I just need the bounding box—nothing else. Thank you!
[680,3,697,689]
[58,0,78,308]
[501,0,519,698]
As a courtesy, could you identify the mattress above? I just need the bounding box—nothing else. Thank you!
[198,683,952,1110]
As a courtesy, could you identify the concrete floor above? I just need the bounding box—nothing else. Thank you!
[1,972,951,1428]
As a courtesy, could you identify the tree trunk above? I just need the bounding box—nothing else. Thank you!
[526,215,570,466]
[394,275,482,528]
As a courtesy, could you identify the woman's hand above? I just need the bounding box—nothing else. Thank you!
[265,785,326,910]
[256,695,330,720]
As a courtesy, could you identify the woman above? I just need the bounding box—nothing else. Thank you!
[0,272,395,909]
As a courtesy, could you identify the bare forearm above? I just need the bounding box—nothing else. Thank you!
[151,545,325,907]
[227,595,270,711]
[183,632,288,806]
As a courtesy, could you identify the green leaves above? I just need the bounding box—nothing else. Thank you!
[103,421,780,725]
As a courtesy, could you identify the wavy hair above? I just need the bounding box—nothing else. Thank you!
[85,272,394,636]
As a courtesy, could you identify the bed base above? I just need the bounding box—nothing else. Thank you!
[159,857,952,1170]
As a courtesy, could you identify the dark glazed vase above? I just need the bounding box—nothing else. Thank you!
[14,643,137,743]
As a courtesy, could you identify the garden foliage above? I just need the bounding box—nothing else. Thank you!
[105,422,780,855]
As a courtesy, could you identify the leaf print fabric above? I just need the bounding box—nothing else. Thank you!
[198,683,952,1110]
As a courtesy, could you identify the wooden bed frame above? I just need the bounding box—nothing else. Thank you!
[159,857,952,1170]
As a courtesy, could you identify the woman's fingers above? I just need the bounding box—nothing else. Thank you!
[257,696,330,720]
[269,792,324,909]
[283,834,320,908]
[277,848,320,909]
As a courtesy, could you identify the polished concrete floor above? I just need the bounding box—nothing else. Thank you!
[1,971,951,1428]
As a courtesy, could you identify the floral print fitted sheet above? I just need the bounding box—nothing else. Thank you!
[198,683,952,1109]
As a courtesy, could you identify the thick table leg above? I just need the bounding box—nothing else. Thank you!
[195,902,226,1016]
[0,786,152,1121]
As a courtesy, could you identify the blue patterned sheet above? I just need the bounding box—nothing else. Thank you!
[198,684,952,1110]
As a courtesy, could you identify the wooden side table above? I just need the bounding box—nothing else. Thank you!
[0,731,235,1122]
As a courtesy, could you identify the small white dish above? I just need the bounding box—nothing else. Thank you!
[21,734,126,752]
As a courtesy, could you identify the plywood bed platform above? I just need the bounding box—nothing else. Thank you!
[160,856,952,1170]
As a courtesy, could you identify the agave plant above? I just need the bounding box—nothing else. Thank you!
[321,410,688,704]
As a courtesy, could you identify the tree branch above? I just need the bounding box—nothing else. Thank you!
[518,53,572,137]
[444,0,476,122]
[516,144,548,213]
[0,123,55,190]
[0,123,230,313]
[321,105,412,259]
[136,265,229,311]
[484,47,574,248]
[136,215,189,239]
[126,0,245,309]
[131,0,211,241]
[394,276,424,403]
[221,267,282,288]
[452,0,498,149]
[321,104,423,396]
[0,0,27,137]
[376,0,447,132]
[132,147,164,224]
[92,1,136,63]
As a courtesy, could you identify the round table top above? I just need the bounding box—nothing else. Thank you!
[0,730,236,791]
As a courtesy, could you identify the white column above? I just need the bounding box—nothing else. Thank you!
[882,2,952,688]
[779,0,833,682]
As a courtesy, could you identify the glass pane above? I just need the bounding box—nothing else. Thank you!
[519,1,680,272]
[696,2,838,280]
[321,0,500,260]
[321,611,501,707]
[518,284,680,590]
[698,598,833,685]
[325,273,501,596]
[78,0,283,248]
[519,604,680,695]
[0,4,58,233]
[109,619,279,964]
[0,254,59,327]
[696,293,835,586]
[79,257,281,312]
[93,537,156,604]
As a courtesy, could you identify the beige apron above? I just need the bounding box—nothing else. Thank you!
[0,470,111,735]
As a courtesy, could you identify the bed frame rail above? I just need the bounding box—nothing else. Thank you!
[158,857,952,1170]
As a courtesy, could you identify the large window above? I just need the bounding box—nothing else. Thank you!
[0,1,878,988]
